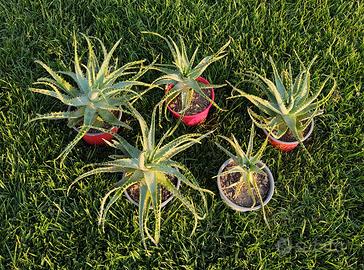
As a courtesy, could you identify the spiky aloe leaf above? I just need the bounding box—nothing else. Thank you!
[155,131,213,161]
[56,125,90,164]
[144,171,162,244]
[158,175,201,235]
[28,110,83,123]
[97,109,131,130]
[93,127,140,157]
[127,102,149,150]
[99,172,143,231]
[30,84,70,102]
[151,163,213,195]
[68,166,128,194]
[34,60,75,95]
[269,56,288,101]
[188,39,230,79]
[138,184,151,248]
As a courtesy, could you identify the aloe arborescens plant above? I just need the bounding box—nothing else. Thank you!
[144,32,230,125]
[30,34,152,162]
[216,124,274,223]
[70,104,213,247]
[229,55,336,146]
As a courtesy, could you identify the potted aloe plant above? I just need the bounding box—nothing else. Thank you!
[215,124,274,223]
[70,104,213,248]
[229,55,336,151]
[30,34,153,162]
[144,32,230,126]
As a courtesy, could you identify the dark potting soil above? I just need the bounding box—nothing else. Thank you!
[126,175,178,204]
[219,160,269,208]
[169,88,212,115]
[277,123,311,142]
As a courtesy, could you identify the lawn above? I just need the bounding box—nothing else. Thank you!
[0,0,363,269]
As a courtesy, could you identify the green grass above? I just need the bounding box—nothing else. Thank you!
[0,0,363,269]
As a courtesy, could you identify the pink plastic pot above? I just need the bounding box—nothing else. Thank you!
[165,76,215,126]
[263,120,314,152]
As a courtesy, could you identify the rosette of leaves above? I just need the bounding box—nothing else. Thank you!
[229,55,336,141]
[215,124,269,223]
[70,104,213,247]
[30,34,153,162]
[143,31,230,117]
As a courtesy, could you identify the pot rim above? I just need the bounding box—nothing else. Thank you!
[68,106,123,136]
[165,76,215,118]
[263,119,314,145]
[217,158,275,212]
[124,175,182,209]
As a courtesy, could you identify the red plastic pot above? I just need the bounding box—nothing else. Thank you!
[263,120,314,152]
[165,76,215,126]
[72,110,122,145]
[81,126,119,145]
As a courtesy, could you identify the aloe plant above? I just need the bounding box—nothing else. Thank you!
[215,123,270,222]
[143,31,230,116]
[30,34,153,162]
[70,104,213,247]
[229,55,336,141]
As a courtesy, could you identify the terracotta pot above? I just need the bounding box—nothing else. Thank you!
[263,120,314,152]
[217,158,274,212]
[165,76,215,126]
[124,177,181,209]
[71,108,122,145]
